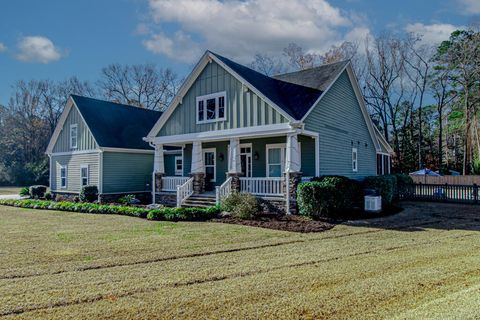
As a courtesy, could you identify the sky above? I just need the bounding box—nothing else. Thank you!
[0,0,479,106]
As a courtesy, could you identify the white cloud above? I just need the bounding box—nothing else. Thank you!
[16,36,63,63]
[457,0,480,14]
[405,23,462,45]
[0,43,6,52]
[142,0,370,63]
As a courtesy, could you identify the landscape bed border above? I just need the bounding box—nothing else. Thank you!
[0,199,221,222]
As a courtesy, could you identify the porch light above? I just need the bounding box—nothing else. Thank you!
[219,153,224,161]
[254,151,259,160]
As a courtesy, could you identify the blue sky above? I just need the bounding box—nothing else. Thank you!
[0,0,478,105]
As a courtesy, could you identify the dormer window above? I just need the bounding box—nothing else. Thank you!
[196,91,226,124]
[70,124,78,149]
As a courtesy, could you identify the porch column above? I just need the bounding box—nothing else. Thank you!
[154,144,165,193]
[285,133,302,214]
[191,141,205,194]
[227,137,241,192]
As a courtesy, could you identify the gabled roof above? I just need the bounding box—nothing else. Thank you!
[71,95,162,150]
[47,95,162,153]
[210,52,323,120]
[273,60,349,91]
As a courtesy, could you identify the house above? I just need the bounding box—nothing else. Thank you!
[46,95,181,202]
[144,51,393,213]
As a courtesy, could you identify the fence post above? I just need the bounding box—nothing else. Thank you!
[474,184,478,204]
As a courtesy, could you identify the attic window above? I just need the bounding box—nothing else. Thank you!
[70,124,78,149]
[196,92,226,124]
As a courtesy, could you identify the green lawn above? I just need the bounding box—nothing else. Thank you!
[1,202,480,319]
[0,187,21,195]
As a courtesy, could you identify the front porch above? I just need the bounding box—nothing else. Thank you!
[150,127,318,213]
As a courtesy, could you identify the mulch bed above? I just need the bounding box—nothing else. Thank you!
[212,214,336,233]
[212,205,404,233]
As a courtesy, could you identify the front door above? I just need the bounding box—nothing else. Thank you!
[240,144,252,177]
[203,148,216,191]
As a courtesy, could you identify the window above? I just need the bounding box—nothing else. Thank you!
[352,148,358,172]
[70,124,78,149]
[196,92,226,124]
[80,165,89,186]
[60,165,67,188]
[175,156,183,176]
[266,144,286,177]
[377,153,391,175]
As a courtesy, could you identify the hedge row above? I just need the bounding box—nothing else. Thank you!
[0,199,221,221]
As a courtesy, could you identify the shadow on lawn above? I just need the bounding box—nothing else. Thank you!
[343,201,480,233]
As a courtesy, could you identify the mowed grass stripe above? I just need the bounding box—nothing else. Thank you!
[6,232,480,319]
[1,225,478,317]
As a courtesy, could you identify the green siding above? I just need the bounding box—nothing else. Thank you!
[53,105,97,152]
[159,61,288,136]
[304,71,376,179]
[51,153,100,192]
[102,152,153,193]
[181,135,315,180]
[164,153,182,176]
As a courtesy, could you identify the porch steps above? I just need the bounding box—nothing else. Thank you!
[182,194,216,208]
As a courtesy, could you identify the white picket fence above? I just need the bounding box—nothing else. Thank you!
[240,177,285,196]
[162,176,190,192]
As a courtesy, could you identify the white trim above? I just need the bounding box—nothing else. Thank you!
[100,147,154,154]
[203,148,216,182]
[164,149,182,155]
[70,123,78,149]
[50,150,101,156]
[59,165,67,189]
[48,154,52,191]
[266,143,286,177]
[314,134,320,176]
[374,125,394,154]
[174,155,183,176]
[51,190,78,194]
[352,147,358,172]
[196,91,227,124]
[80,164,89,186]
[151,123,296,145]
[146,51,295,139]
[99,150,103,194]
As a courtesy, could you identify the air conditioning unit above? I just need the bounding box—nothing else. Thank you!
[364,195,382,213]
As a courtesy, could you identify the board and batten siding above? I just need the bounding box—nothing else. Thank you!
[158,61,288,136]
[304,71,376,179]
[51,153,100,192]
[102,152,153,193]
[53,105,97,153]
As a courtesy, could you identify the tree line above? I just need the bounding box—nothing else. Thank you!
[0,27,479,186]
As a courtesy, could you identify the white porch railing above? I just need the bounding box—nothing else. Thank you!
[162,176,190,192]
[176,177,194,207]
[216,177,232,205]
[240,177,285,196]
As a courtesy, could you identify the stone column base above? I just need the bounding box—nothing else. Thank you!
[191,172,205,194]
[155,172,164,193]
[226,172,242,192]
[286,171,302,214]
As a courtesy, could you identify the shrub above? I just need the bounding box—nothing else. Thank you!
[221,192,259,219]
[44,192,53,200]
[297,176,362,219]
[80,185,98,203]
[19,187,30,197]
[363,176,396,205]
[118,194,136,205]
[0,199,221,222]
[29,185,47,199]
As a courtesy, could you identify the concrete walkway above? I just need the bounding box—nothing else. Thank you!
[0,195,23,200]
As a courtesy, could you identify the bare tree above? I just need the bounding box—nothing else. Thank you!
[98,63,180,111]
[283,43,320,70]
[249,53,285,76]
[320,41,358,64]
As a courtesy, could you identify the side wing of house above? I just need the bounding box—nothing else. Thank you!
[49,103,100,193]
[158,60,289,136]
[304,69,377,179]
